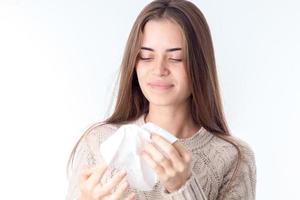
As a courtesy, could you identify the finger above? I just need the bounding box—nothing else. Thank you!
[124,192,136,200]
[151,134,184,166]
[93,169,127,197]
[143,141,173,170]
[109,181,129,200]
[141,150,165,176]
[84,164,108,191]
[174,141,192,163]
[144,142,177,177]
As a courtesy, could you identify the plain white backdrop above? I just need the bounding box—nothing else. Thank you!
[0,0,299,199]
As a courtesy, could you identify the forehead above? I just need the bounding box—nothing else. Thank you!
[141,19,184,50]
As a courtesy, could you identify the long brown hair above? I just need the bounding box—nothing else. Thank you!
[67,0,241,194]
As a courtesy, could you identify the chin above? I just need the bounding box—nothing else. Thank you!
[147,97,177,107]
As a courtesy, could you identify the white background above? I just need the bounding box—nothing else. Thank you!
[0,0,299,199]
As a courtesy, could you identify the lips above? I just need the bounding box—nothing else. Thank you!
[148,81,174,89]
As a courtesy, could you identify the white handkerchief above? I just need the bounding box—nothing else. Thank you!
[99,122,177,191]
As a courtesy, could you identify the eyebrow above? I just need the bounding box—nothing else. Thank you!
[140,46,182,52]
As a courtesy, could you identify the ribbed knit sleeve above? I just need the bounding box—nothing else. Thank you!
[216,139,257,200]
[160,171,207,200]
[65,135,96,200]
[65,123,117,200]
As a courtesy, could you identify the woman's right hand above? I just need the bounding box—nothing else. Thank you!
[78,163,135,200]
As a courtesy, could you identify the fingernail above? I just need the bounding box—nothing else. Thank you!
[119,169,127,175]
[122,181,129,188]
[129,192,135,199]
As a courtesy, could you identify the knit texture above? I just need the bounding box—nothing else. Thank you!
[66,114,256,200]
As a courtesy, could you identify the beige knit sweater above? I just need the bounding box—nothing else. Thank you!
[66,114,256,200]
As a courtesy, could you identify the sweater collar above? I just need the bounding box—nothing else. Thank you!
[134,113,214,151]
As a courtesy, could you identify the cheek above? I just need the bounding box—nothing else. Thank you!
[174,67,190,88]
[176,74,191,97]
[135,64,142,78]
[135,65,147,86]
[136,63,149,80]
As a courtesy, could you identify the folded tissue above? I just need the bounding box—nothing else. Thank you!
[99,122,178,191]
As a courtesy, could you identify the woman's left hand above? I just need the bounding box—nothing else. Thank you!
[141,133,192,193]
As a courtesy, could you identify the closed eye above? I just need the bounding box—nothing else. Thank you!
[170,58,182,61]
[169,58,182,62]
[138,57,182,62]
[139,57,153,60]
[139,57,154,62]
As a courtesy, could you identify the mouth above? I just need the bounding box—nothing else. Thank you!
[148,82,174,90]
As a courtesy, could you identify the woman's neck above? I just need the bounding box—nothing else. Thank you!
[144,105,201,139]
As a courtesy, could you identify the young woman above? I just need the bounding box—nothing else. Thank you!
[66,0,256,199]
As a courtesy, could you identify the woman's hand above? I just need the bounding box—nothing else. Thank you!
[78,163,135,200]
[141,133,192,193]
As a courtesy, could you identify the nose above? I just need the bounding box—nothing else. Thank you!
[152,58,169,76]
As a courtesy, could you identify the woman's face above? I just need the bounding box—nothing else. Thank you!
[136,19,191,107]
